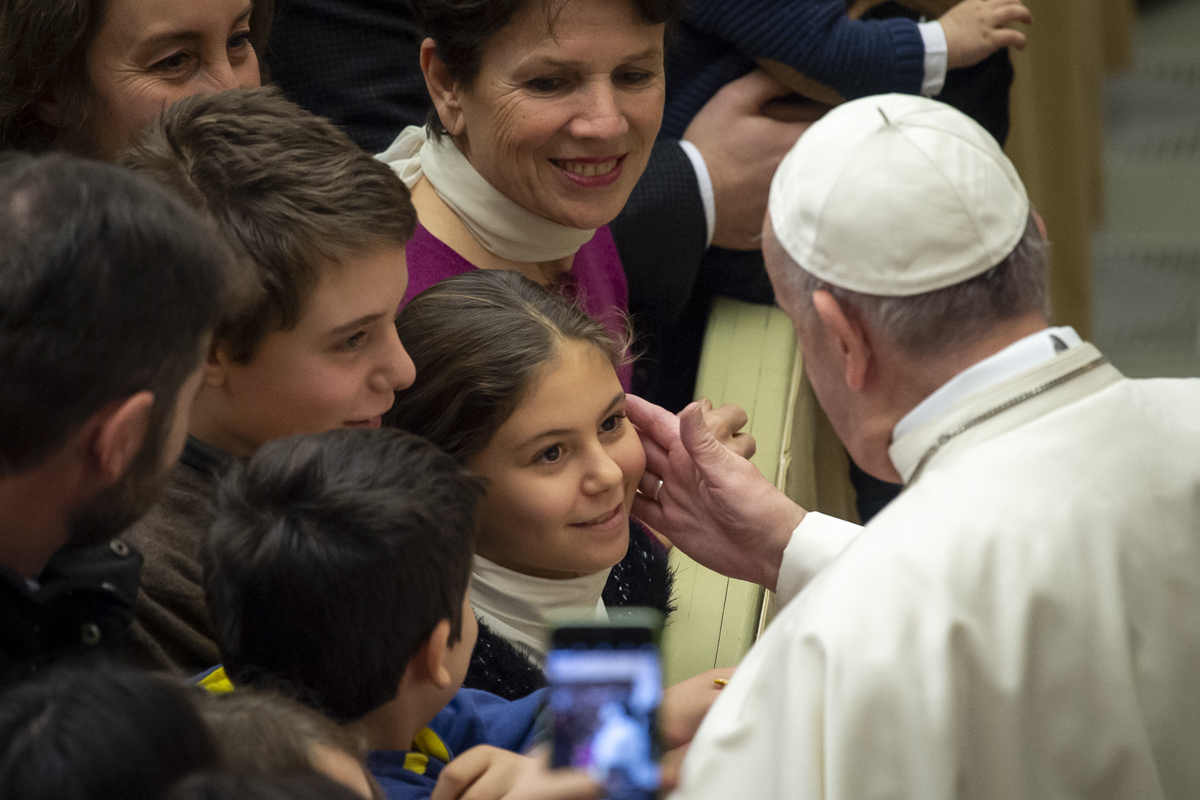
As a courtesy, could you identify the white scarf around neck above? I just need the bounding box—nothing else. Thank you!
[469,554,611,666]
[376,126,597,264]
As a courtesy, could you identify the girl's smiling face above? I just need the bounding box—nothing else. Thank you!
[467,340,645,579]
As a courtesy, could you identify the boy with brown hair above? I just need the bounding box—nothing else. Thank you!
[118,87,419,673]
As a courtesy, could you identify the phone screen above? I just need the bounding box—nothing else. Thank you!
[546,626,662,800]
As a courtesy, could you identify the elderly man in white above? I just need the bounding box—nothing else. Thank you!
[630,94,1200,799]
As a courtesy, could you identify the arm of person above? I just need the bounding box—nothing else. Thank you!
[684,0,926,99]
[628,395,861,601]
[614,72,812,333]
[431,746,600,800]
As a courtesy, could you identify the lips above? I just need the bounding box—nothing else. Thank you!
[571,503,624,528]
[551,155,626,188]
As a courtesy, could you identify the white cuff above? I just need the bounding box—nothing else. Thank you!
[678,139,716,248]
[919,21,949,97]
[775,512,863,607]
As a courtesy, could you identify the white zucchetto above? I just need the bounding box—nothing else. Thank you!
[767,94,1030,297]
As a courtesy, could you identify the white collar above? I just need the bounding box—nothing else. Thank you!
[893,326,1082,442]
[469,555,610,666]
[376,126,597,263]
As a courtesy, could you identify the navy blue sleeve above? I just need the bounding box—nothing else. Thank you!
[430,687,548,758]
[685,0,926,99]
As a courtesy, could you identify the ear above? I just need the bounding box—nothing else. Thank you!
[91,391,156,483]
[420,39,467,137]
[204,339,231,389]
[811,290,870,392]
[413,619,456,690]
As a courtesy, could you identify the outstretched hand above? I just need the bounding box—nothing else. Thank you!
[940,0,1033,70]
[629,395,805,593]
[684,69,812,251]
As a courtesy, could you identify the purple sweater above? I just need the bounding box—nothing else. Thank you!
[402,223,633,389]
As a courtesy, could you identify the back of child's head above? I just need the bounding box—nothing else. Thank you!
[203,428,484,722]
[166,772,367,800]
[120,86,417,363]
[0,661,218,800]
[197,690,379,799]
[387,269,628,463]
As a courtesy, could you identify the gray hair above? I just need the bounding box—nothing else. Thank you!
[781,213,1050,358]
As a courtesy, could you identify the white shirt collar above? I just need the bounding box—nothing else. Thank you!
[893,326,1082,442]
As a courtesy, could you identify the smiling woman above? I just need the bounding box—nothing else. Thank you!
[380,0,687,391]
[0,0,272,156]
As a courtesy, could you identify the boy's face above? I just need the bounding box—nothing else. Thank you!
[195,242,415,456]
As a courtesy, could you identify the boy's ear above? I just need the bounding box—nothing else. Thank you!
[415,619,456,690]
[204,339,231,388]
[420,39,467,138]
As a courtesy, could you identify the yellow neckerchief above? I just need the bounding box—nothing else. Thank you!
[198,666,451,776]
[198,665,235,694]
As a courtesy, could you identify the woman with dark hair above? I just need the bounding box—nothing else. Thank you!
[0,661,219,800]
[379,0,687,390]
[0,0,272,157]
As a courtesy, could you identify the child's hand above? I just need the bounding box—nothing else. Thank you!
[939,0,1033,70]
[660,667,736,749]
[431,746,600,800]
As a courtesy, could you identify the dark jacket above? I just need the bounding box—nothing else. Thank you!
[0,540,142,688]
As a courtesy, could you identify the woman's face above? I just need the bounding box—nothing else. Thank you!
[467,341,646,579]
[78,0,261,158]
[441,0,665,230]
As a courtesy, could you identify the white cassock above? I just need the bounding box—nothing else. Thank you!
[673,330,1200,800]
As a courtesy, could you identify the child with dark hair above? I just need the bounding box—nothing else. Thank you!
[197,690,381,799]
[0,661,219,800]
[202,428,597,800]
[388,270,670,699]
[117,86,420,674]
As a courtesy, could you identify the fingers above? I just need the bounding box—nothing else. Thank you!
[432,746,494,800]
[992,29,1028,50]
[631,494,668,532]
[626,394,680,450]
[718,68,794,109]
[679,402,738,478]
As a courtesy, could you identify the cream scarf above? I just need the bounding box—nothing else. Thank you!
[469,555,611,666]
[376,126,597,263]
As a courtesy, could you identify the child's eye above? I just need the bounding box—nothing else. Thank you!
[537,444,562,464]
[599,413,625,434]
[340,331,367,351]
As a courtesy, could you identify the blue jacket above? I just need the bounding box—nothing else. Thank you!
[662,0,926,138]
[368,687,546,800]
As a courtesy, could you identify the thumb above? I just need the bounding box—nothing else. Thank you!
[679,402,737,478]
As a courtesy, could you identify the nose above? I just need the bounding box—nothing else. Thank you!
[371,325,417,394]
[569,80,629,141]
[581,443,625,497]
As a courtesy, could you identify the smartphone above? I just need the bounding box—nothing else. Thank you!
[545,609,664,800]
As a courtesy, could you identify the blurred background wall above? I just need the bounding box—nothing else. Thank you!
[1007,0,1200,376]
